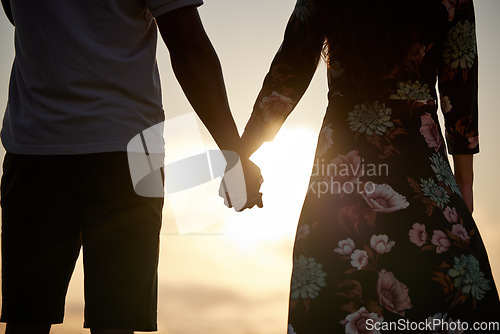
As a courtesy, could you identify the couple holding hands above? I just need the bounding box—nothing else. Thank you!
[1,0,499,333]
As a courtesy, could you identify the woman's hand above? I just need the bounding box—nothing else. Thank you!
[240,159,264,210]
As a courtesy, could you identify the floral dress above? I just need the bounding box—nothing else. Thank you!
[243,0,500,333]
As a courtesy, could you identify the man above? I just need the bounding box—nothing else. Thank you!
[0,1,261,333]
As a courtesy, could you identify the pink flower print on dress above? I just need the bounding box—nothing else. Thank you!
[370,235,395,254]
[316,125,334,157]
[442,0,457,21]
[334,238,355,255]
[362,184,409,213]
[409,223,428,247]
[441,96,453,113]
[431,230,451,253]
[452,224,470,241]
[296,224,310,242]
[420,113,442,152]
[259,91,294,123]
[340,307,383,334]
[442,0,466,22]
[350,250,369,270]
[377,270,413,316]
[443,206,459,223]
[468,136,479,149]
[325,150,362,195]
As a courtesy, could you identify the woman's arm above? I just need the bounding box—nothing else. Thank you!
[438,0,479,213]
[241,0,325,158]
[453,154,474,213]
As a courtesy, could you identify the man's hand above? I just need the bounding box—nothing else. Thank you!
[157,6,264,211]
[240,159,264,210]
[219,158,263,212]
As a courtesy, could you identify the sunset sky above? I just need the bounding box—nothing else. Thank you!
[0,1,499,333]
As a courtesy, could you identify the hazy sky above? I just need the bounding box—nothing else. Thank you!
[0,1,499,333]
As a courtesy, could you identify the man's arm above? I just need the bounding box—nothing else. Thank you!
[156,6,241,155]
[156,6,262,210]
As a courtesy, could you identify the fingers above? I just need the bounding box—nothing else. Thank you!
[256,194,263,208]
[221,185,263,211]
[236,192,264,212]
[219,156,264,211]
[223,192,233,208]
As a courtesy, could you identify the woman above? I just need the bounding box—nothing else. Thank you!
[240,0,500,332]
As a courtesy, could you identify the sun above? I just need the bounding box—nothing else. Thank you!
[223,127,319,249]
[160,124,320,248]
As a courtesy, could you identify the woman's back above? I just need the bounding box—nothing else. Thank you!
[319,0,455,101]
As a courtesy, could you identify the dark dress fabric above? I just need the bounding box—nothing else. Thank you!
[244,0,500,332]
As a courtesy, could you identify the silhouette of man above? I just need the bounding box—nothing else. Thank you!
[0,1,260,333]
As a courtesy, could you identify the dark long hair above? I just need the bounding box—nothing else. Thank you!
[309,0,445,99]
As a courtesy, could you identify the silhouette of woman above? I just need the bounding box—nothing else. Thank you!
[240,0,500,332]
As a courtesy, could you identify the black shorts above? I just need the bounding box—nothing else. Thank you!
[0,152,163,331]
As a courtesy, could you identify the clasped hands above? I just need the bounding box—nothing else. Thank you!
[219,157,263,212]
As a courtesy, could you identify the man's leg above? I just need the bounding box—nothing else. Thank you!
[1,154,81,329]
[79,153,163,332]
[5,324,51,334]
[6,326,134,334]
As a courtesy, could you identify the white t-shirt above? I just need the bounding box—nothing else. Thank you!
[1,0,203,155]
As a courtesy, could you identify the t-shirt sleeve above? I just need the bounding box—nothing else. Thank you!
[145,0,203,18]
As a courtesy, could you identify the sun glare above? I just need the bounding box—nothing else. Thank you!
[223,127,319,249]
